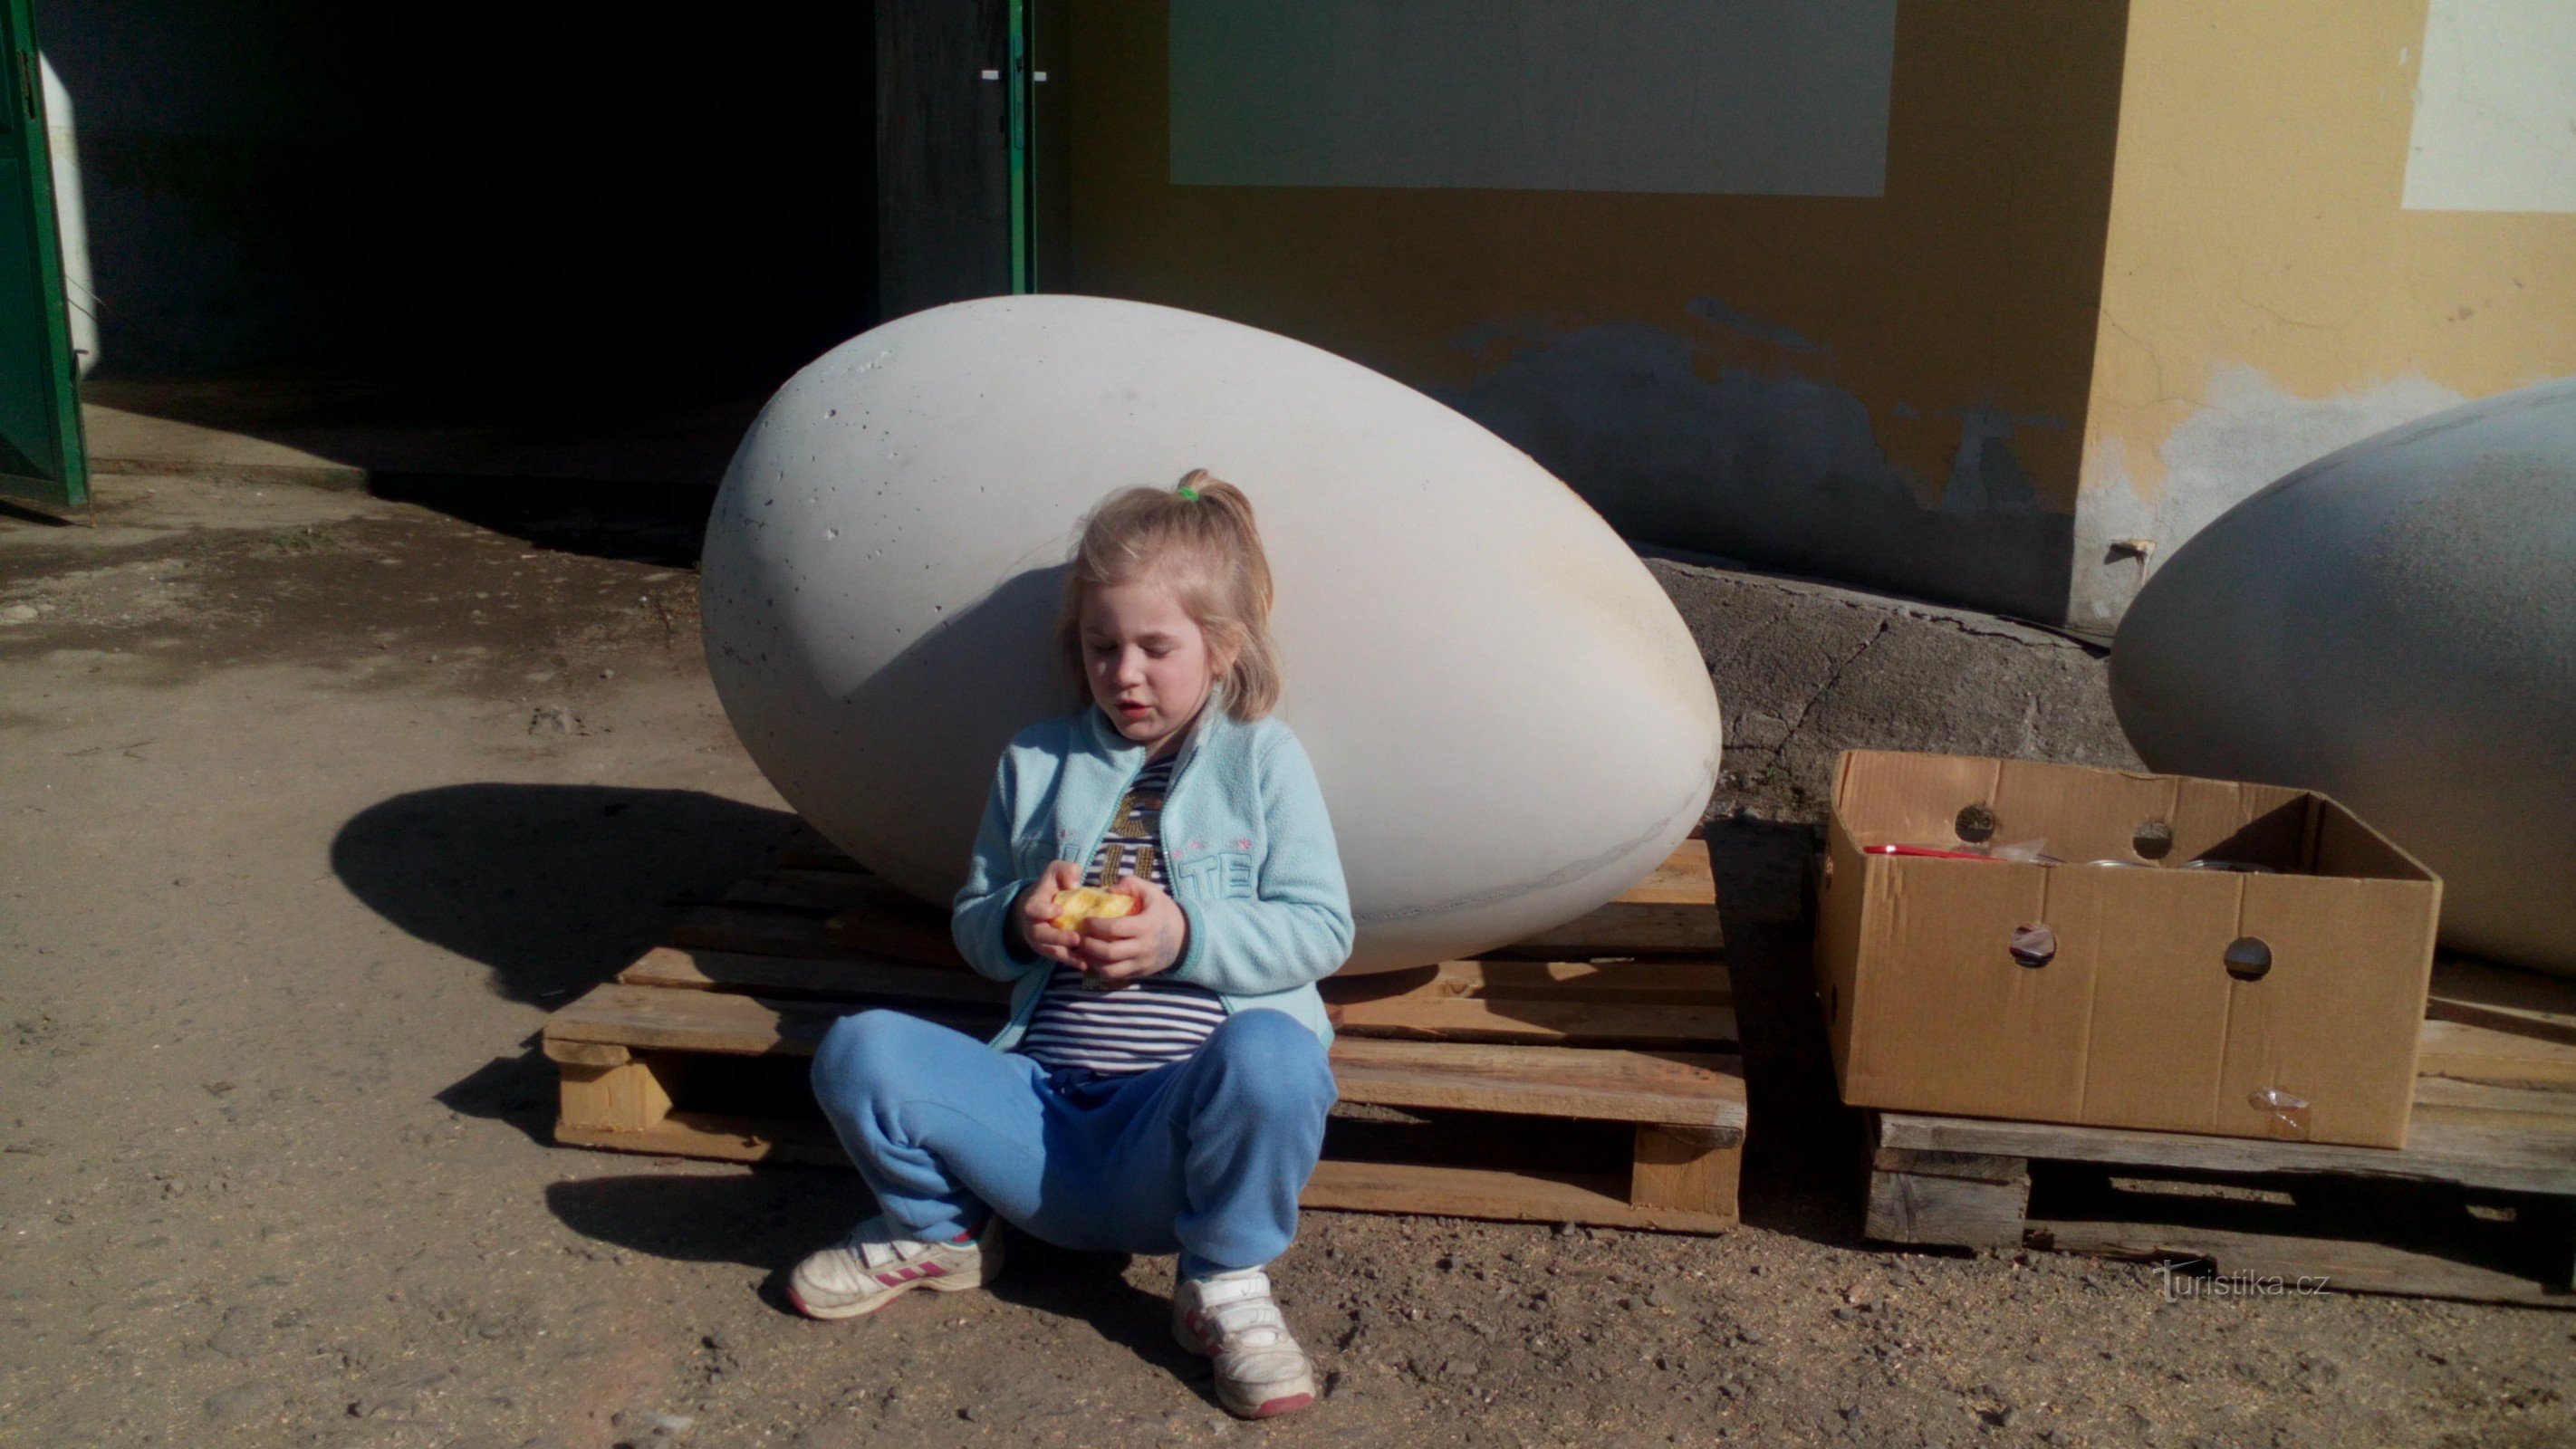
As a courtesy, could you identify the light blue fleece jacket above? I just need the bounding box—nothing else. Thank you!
[949,696,1355,1051]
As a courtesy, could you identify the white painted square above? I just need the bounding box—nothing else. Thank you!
[1169,0,1898,197]
[2403,0,2576,213]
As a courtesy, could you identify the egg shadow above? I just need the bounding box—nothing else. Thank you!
[331,782,798,1003]
[706,556,1072,894]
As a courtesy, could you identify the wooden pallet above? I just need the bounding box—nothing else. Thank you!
[546,826,1744,1233]
[1862,959,2576,1306]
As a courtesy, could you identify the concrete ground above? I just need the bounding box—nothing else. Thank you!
[3,473,2570,1449]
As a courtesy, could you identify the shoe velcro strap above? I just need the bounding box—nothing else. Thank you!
[1191,1271,1273,1307]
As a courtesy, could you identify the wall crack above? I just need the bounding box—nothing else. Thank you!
[1758,616,1893,783]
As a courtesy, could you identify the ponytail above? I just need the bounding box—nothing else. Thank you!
[1055,470,1283,720]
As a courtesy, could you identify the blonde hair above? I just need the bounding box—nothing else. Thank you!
[1055,469,1283,720]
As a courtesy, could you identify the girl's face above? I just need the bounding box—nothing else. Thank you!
[1080,570,1236,760]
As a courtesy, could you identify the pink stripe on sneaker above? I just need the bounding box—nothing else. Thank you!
[920,1262,947,1279]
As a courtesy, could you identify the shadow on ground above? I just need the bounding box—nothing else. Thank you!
[544,1171,1208,1382]
[368,475,720,568]
[545,1168,865,1273]
[1701,813,1870,1247]
[332,783,796,1003]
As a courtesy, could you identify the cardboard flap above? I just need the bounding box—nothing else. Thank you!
[1831,750,2433,881]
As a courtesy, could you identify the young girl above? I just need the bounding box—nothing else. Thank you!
[793,471,1351,1421]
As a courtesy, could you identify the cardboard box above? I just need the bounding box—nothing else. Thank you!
[1813,751,2440,1148]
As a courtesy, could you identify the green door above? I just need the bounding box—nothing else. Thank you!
[0,0,84,512]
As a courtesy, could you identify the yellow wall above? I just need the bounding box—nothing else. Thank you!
[1064,1,2132,621]
[2071,0,2576,629]
[1062,2,2571,628]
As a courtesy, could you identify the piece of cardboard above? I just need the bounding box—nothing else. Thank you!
[1814,751,2440,1149]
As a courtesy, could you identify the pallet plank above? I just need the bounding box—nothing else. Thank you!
[559,1110,844,1166]
[620,945,1012,1006]
[1878,1099,2576,1197]
[2427,957,2576,1047]
[1871,1146,2033,1185]
[1320,958,1731,1004]
[1301,1157,1736,1233]
[1331,1038,1745,1129]
[2029,1220,2576,1310]
[546,983,993,1057]
[1328,995,1737,1049]
[1492,903,1725,958]
[1616,840,1716,906]
[2417,1018,2576,1089]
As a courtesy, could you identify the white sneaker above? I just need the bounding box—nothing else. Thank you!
[1172,1267,1321,1419]
[786,1214,1003,1320]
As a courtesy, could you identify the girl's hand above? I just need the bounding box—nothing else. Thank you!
[1016,860,1089,966]
[1075,876,1189,986]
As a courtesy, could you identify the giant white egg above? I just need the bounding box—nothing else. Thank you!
[701,295,1722,974]
[2111,375,2576,974]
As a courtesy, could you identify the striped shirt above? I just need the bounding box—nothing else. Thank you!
[1016,753,1228,1075]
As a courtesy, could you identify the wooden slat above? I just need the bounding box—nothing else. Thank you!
[1615,840,1716,906]
[559,1110,845,1166]
[1871,1146,2033,1185]
[1322,957,1730,1004]
[544,983,995,1058]
[2427,957,2576,1046]
[1331,991,1725,1045]
[2029,1220,2576,1310]
[668,905,968,971]
[2412,1076,2576,1124]
[1321,957,1731,1045]
[1329,994,1737,1049]
[2417,1018,2576,1089]
[1878,1099,2576,1196]
[544,1040,631,1068]
[619,945,1011,1005]
[1300,1157,1736,1233]
[1328,1037,1745,1129]
[1493,902,1724,957]
[1867,1170,2031,1248]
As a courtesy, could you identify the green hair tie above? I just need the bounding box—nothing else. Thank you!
[1176,485,1200,502]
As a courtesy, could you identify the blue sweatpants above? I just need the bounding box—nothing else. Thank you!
[809,1007,1338,1279]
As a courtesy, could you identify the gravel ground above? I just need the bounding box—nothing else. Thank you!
[3,476,2570,1449]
